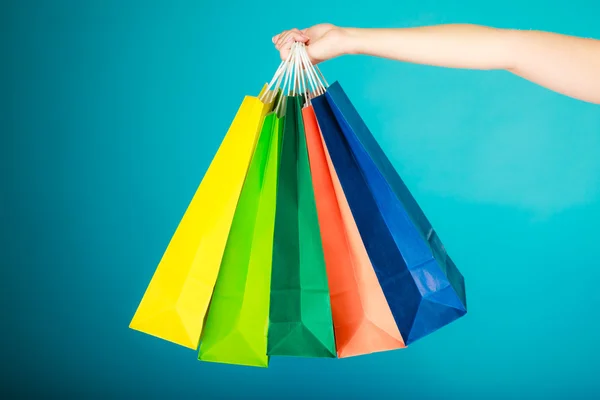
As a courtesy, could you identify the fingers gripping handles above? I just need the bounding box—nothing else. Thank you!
[260,42,329,116]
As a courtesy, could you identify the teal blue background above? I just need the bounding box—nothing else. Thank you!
[3,0,600,398]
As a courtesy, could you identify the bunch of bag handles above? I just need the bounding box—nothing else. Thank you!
[260,42,329,115]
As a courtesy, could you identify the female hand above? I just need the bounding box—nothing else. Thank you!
[272,24,350,64]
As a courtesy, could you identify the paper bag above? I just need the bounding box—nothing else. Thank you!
[267,96,336,358]
[313,84,466,344]
[303,105,405,357]
[198,112,282,367]
[130,92,272,349]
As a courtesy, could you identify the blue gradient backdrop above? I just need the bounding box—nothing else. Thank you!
[3,0,600,398]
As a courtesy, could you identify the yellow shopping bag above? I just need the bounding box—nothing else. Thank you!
[130,87,273,349]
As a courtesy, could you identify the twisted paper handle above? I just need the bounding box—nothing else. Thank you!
[261,42,329,112]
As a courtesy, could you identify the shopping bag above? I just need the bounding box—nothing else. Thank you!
[313,83,466,345]
[267,95,336,358]
[130,90,273,349]
[198,111,282,367]
[303,105,405,357]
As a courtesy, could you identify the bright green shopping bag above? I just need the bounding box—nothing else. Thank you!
[198,110,282,367]
[267,96,336,358]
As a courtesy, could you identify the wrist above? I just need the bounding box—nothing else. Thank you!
[338,27,366,55]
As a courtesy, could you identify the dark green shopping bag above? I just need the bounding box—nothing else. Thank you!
[267,96,336,358]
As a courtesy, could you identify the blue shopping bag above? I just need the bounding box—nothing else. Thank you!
[312,82,467,345]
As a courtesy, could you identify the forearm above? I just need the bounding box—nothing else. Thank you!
[341,24,600,104]
[345,25,516,70]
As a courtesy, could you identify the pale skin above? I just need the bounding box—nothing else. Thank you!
[273,24,600,105]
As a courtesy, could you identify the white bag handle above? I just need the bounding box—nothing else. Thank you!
[297,43,322,100]
[274,42,298,114]
[261,39,330,105]
[260,46,296,102]
[265,41,332,112]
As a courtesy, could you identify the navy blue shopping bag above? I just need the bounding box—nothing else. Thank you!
[312,82,467,345]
